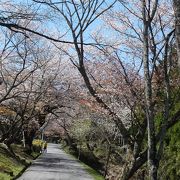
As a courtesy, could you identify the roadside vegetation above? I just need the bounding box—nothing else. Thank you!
[62,144,104,180]
[0,140,42,180]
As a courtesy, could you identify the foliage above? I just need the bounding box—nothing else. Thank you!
[32,139,45,153]
[159,121,180,179]
[70,119,92,143]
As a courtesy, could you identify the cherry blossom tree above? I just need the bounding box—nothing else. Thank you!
[0,0,179,179]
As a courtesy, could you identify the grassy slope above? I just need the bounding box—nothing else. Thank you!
[0,144,23,180]
[62,146,104,180]
[0,144,39,180]
[80,162,105,180]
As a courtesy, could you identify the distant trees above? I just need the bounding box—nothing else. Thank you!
[0,28,40,148]
[0,19,64,151]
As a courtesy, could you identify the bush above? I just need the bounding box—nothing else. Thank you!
[32,139,44,152]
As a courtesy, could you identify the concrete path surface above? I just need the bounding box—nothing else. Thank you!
[18,143,94,180]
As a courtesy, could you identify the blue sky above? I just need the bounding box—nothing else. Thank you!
[4,0,144,75]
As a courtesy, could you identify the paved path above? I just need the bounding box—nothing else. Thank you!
[18,143,94,180]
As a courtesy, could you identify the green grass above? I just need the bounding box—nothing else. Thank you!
[0,143,40,180]
[79,161,104,180]
[0,145,24,180]
[62,145,104,180]
[11,144,40,164]
[0,172,11,180]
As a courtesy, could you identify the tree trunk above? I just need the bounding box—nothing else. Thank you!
[143,26,157,180]
[25,130,36,153]
[104,145,111,178]
[173,0,180,68]
[141,1,157,179]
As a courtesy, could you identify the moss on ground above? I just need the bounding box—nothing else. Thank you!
[0,145,23,179]
[0,143,40,180]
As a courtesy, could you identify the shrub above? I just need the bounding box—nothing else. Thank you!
[32,139,44,152]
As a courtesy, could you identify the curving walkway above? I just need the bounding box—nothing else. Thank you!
[18,143,94,180]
